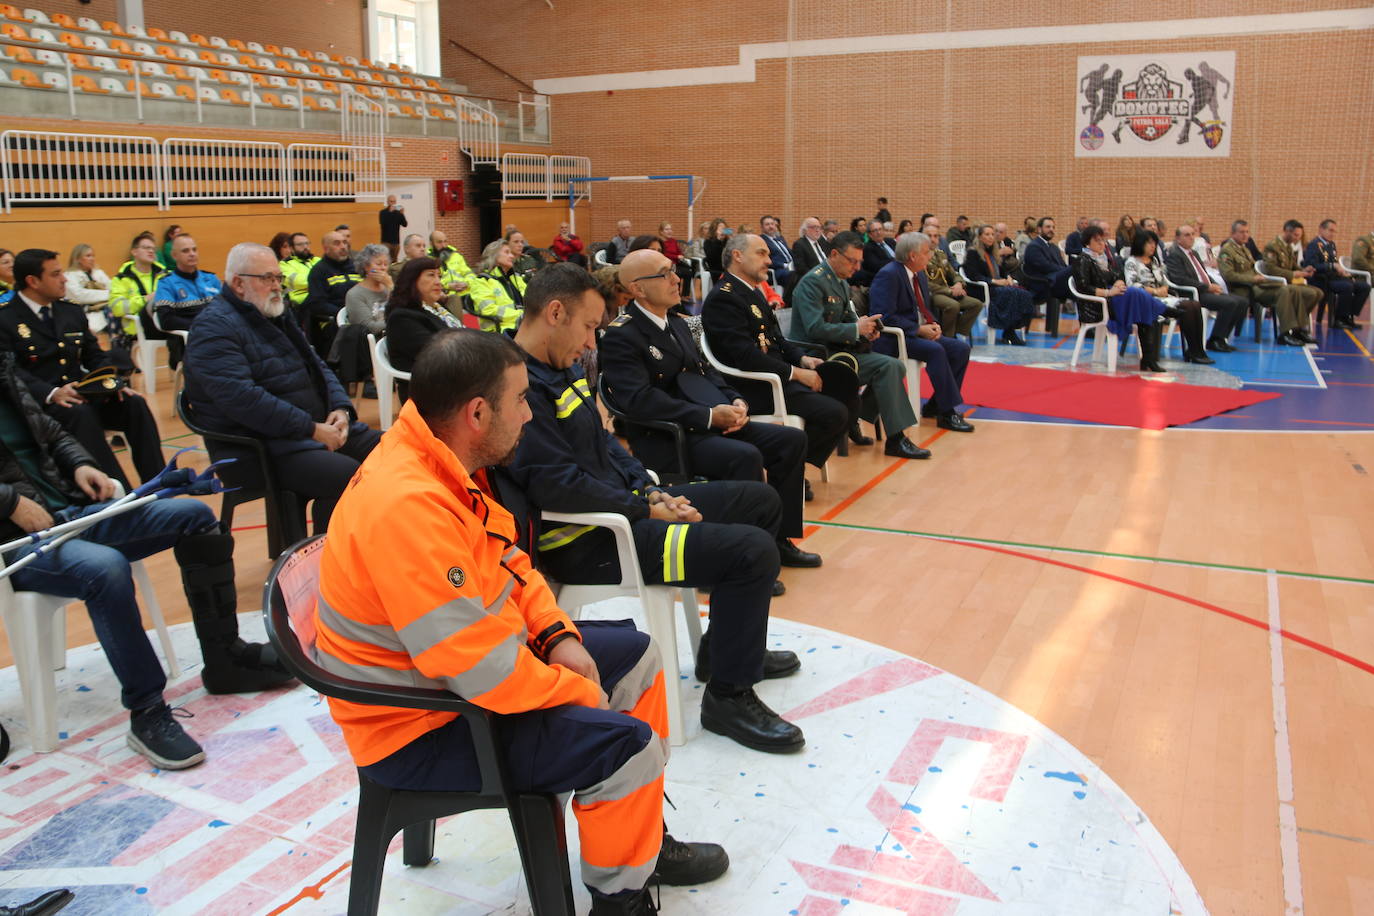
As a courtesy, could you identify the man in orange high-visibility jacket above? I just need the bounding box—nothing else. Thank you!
[315,328,727,914]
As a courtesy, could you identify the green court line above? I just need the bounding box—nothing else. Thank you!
[804,519,1374,587]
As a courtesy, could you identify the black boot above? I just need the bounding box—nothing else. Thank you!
[588,887,658,915]
[1139,323,1165,372]
[0,889,75,916]
[175,525,295,694]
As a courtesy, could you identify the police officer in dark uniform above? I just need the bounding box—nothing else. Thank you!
[0,250,164,489]
[600,249,821,569]
[505,264,806,754]
[701,234,852,478]
[1306,219,1370,330]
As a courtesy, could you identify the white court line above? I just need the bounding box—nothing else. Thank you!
[1268,570,1305,915]
[1301,346,1328,389]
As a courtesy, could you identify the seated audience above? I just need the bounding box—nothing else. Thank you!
[385,257,462,401]
[314,329,728,915]
[658,221,696,307]
[508,263,807,755]
[152,233,221,367]
[963,224,1036,345]
[1305,219,1369,329]
[1165,224,1248,350]
[1014,217,1037,259]
[849,217,867,235]
[703,218,730,280]
[1262,221,1325,324]
[868,232,974,433]
[946,215,976,247]
[1220,221,1313,346]
[606,219,634,265]
[551,221,588,267]
[0,249,12,299]
[600,249,819,568]
[303,230,361,359]
[1021,217,1073,304]
[1073,225,1173,372]
[1351,226,1374,275]
[63,245,111,327]
[109,232,171,358]
[281,232,319,310]
[389,232,426,280]
[0,352,289,770]
[821,219,840,241]
[993,222,1019,272]
[184,243,381,531]
[917,217,982,339]
[506,228,542,279]
[1122,231,1211,364]
[702,234,851,480]
[1064,216,1091,258]
[791,232,930,459]
[1115,214,1137,253]
[469,239,527,333]
[427,230,475,308]
[629,235,662,254]
[857,220,896,285]
[343,243,392,337]
[790,217,830,282]
[760,215,795,289]
[0,250,166,488]
[158,224,182,272]
[593,265,632,327]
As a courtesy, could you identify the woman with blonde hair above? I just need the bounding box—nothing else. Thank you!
[467,239,527,332]
[65,243,112,333]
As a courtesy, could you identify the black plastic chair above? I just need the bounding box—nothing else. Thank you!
[263,536,575,916]
[597,374,695,482]
[176,388,306,559]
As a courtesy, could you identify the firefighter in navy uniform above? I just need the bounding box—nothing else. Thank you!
[0,250,165,489]
[599,249,821,570]
[303,230,361,359]
[505,263,806,754]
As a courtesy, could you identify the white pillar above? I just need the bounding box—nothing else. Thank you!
[116,0,145,31]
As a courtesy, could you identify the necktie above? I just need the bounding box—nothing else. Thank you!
[812,239,824,264]
[912,274,937,325]
[1187,250,1208,284]
[38,305,52,328]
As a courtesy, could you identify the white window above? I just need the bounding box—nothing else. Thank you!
[370,0,438,74]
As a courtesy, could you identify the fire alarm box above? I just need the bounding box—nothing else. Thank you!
[436,179,464,213]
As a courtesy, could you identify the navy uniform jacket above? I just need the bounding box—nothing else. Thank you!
[599,302,740,433]
[0,295,112,404]
[1304,237,1341,280]
[857,239,897,286]
[1021,236,1068,296]
[701,273,804,388]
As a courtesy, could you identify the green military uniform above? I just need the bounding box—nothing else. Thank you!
[925,249,983,338]
[790,262,917,436]
[1219,239,1305,334]
[1351,233,1374,275]
[1261,237,1322,321]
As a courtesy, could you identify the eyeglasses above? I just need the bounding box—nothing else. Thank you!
[838,254,862,267]
[631,269,675,283]
[239,273,286,284]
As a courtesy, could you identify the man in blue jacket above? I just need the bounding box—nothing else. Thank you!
[1306,219,1369,330]
[1020,216,1072,335]
[151,234,222,369]
[184,243,380,532]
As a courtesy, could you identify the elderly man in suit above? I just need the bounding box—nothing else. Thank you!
[1165,224,1248,351]
[1020,217,1072,335]
[784,218,831,306]
[1262,220,1324,328]
[857,220,897,286]
[702,234,851,480]
[1220,220,1313,346]
[868,233,974,434]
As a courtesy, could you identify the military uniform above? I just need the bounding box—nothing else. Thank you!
[700,273,850,469]
[1218,239,1306,335]
[1261,237,1323,323]
[1352,233,1374,276]
[0,294,164,487]
[924,249,983,338]
[599,302,809,541]
[1305,236,1370,325]
[789,262,918,437]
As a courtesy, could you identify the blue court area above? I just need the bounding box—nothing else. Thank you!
[964,311,1374,432]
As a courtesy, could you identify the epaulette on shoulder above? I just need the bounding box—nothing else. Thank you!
[609,312,632,327]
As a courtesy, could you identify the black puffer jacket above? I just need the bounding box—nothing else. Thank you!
[0,354,97,541]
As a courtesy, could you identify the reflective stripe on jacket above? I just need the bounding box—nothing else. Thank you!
[317,400,600,766]
[109,260,168,335]
[468,272,527,333]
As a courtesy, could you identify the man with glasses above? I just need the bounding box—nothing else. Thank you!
[185,243,380,533]
[1165,224,1247,350]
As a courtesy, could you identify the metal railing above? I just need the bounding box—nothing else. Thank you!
[161,137,286,202]
[340,87,386,201]
[457,96,500,167]
[498,153,592,201]
[549,155,591,200]
[0,129,163,212]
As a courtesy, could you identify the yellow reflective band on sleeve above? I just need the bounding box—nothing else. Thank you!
[538,523,596,551]
[553,379,593,419]
[661,523,689,582]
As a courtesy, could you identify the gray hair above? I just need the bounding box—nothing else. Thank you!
[721,232,753,269]
[798,217,820,236]
[353,243,390,274]
[224,242,275,283]
[477,239,509,274]
[894,231,933,261]
[402,232,424,248]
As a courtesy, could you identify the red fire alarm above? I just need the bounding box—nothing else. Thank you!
[436,179,464,213]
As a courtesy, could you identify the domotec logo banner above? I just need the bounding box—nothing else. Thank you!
[1075,52,1235,158]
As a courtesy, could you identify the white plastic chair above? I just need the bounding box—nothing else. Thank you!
[592,248,610,268]
[1068,276,1127,372]
[879,326,925,417]
[948,240,966,264]
[336,307,349,327]
[543,510,701,747]
[367,333,408,431]
[0,486,180,754]
[133,314,168,396]
[957,267,998,346]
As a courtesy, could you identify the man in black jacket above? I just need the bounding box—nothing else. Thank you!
[506,264,805,755]
[0,354,291,770]
[303,230,361,359]
[1165,224,1247,351]
[857,220,897,286]
[599,249,820,570]
[0,250,165,489]
[784,217,831,306]
[702,234,850,475]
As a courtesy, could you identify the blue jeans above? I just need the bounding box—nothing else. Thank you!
[6,498,217,711]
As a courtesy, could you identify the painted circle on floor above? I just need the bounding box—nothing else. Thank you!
[0,607,1204,914]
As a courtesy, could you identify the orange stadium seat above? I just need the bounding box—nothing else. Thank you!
[228,38,246,51]
[9,66,45,86]
[238,54,260,69]
[197,50,217,63]
[174,83,195,100]
[219,87,246,104]
[189,33,209,46]
[67,52,97,70]
[2,22,33,40]
[50,12,74,27]
[321,80,339,93]
[145,26,167,40]
[264,43,282,55]
[99,20,126,35]
[308,63,325,76]
[166,63,192,80]
[113,58,134,73]
[58,32,82,48]
[1,5,31,20]
[6,44,34,62]
[108,38,132,53]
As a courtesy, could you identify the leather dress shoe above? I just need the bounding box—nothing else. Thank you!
[847,421,874,446]
[1184,352,1216,365]
[1277,331,1305,346]
[777,539,821,568]
[701,688,805,753]
[884,434,931,459]
[655,831,730,885]
[771,579,786,597]
[1206,338,1236,353]
[0,890,74,916]
[936,411,974,432]
[804,479,814,502]
[695,631,801,682]
[1295,329,1318,344]
[1000,330,1027,346]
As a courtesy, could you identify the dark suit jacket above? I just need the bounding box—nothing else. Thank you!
[790,235,830,276]
[384,306,449,375]
[0,296,112,404]
[857,239,897,286]
[763,234,794,276]
[868,261,930,358]
[1164,244,1214,292]
[701,274,804,405]
[599,303,740,434]
[1021,237,1068,296]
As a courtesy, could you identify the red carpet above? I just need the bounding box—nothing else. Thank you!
[919,362,1280,429]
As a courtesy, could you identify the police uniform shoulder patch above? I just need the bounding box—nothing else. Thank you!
[750,303,763,318]
[447,567,466,588]
[609,313,631,327]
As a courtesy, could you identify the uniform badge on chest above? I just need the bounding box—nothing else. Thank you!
[649,345,663,360]
[16,324,30,339]
[751,304,763,318]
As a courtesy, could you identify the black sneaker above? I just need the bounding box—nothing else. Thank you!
[128,704,206,770]
[588,887,659,915]
[654,832,729,886]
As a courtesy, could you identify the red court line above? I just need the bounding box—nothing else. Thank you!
[1051,336,1071,350]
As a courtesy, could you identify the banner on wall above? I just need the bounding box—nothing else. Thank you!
[1074,52,1235,158]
